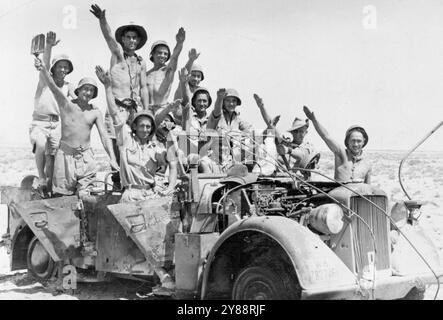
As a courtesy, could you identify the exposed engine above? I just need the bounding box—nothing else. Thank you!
[214,180,345,237]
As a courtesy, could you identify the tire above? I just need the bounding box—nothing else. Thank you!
[401,287,426,300]
[27,236,57,281]
[232,266,289,300]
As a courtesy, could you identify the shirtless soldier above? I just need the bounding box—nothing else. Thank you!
[34,57,119,196]
[90,4,149,189]
[146,27,186,120]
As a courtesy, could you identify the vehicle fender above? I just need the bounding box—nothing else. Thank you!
[202,216,357,295]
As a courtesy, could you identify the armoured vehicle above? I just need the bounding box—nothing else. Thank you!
[0,130,441,300]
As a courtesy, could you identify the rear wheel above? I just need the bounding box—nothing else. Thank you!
[27,236,57,281]
[232,266,288,300]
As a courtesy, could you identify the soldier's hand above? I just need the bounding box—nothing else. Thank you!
[34,57,43,71]
[176,27,186,43]
[253,94,264,108]
[178,67,190,84]
[95,65,111,86]
[188,48,200,61]
[303,106,315,120]
[217,88,227,99]
[46,31,60,47]
[90,4,106,20]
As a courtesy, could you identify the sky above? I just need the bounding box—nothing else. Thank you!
[0,0,442,151]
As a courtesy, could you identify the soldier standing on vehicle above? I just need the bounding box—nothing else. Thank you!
[31,31,76,194]
[34,58,118,196]
[90,4,150,190]
[303,106,372,183]
[146,27,185,119]
[253,94,318,176]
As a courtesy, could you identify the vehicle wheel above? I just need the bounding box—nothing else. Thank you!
[401,287,426,300]
[232,266,289,300]
[27,236,56,281]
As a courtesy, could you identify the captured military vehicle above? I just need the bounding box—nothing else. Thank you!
[0,129,442,300]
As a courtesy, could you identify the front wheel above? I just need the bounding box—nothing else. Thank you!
[27,236,57,281]
[232,266,289,300]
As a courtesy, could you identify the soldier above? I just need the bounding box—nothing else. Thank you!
[34,58,118,196]
[96,66,178,292]
[253,94,318,176]
[172,49,203,124]
[90,4,150,190]
[207,88,252,134]
[30,31,76,194]
[177,68,215,173]
[146,27,185,119]
[303,106,372,183]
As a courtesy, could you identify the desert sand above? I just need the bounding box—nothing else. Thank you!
[0,147,442,300]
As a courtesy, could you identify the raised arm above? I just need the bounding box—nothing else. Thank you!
[94,109,120,171]
[34,58,68,108]
[166,27,185,74]
[139,60,150,110]
[206,88,226,130]
[35,32,60,99]
[95,65,123,126]
[303,106,343,155]
[184,48,200,72]
[90,4,124,62]
[179,68,192,106]
[253,94,283,139]
[177,68,192,129]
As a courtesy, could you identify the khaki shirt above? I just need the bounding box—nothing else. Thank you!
[116,123,167,188]
[207,109,252,133]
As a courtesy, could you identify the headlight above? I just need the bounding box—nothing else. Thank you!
[390,201,408,228]
[308,204,344,235]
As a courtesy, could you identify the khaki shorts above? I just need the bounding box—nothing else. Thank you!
[52,142,98,195]
[29,120,61,156]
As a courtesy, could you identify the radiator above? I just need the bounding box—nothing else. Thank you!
[350,195,391,274]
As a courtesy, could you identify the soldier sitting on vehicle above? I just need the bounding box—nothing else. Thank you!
[172,49,204,125]
[253,94,319,178]
[96,66,179,292]
[177,67,218,173]
[34,58,118,197]
[303,106,372,184]
[206,88,252,171]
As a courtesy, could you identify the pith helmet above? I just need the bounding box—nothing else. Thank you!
[130,110,157,137]
[50,54,73,75]
[191,87,212,108]
[115,23,148,51]
[288,118,309,132]
[224,88,241,106]
[74,77,98,99]
[344,125,369,148]
[149,40,171,62]
[190,64,204,81]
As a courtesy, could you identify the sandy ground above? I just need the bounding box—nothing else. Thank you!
[0,147,442,300]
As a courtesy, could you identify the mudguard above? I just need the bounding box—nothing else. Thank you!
[202,216,357,295]
[107,197,180,267]
[10,196,81,261]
